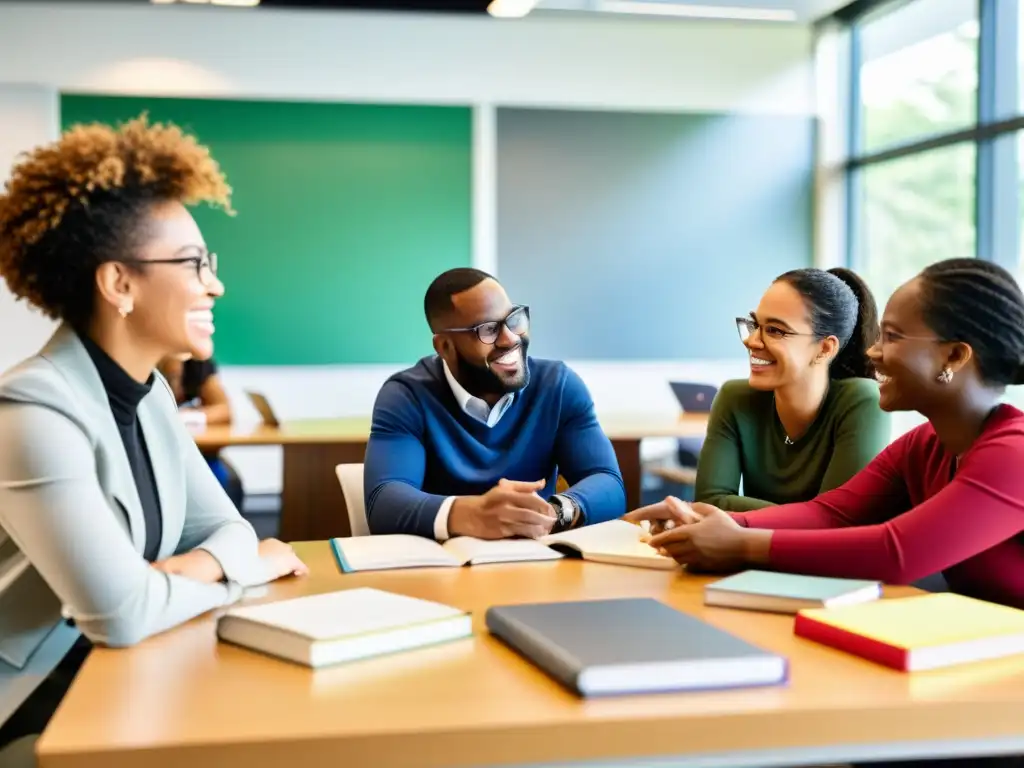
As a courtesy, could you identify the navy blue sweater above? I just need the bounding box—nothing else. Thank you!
[363,356,626,538]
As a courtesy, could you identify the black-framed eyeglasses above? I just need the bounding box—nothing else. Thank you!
[736,316,814,343]
[122,249,218,287]
[442,305,530,344]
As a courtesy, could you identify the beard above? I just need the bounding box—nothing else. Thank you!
[454,338,531,398]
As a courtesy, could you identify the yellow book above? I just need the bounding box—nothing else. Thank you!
[795,593,1024,671]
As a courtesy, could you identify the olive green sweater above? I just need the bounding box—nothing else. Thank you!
[694,378,891,512]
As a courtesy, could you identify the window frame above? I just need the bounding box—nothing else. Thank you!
[831,0,1022,277]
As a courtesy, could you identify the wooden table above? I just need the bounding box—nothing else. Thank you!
[37,542,1024,768]
[194,414,709,541]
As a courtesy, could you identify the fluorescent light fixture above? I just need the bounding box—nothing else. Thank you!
[151,0,261,5]
[596,0,797,22]
[487,0,539,18]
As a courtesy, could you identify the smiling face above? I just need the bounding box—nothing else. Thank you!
[742,280,838,391]
[868,278,968,413]
[99,200,224,362]
[433,278,530,399]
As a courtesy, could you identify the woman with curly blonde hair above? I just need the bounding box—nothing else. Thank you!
[0,116,307,757]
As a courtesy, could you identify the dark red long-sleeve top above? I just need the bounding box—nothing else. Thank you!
[733,404,1024,609]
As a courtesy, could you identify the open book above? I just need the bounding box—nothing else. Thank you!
[331,520,676,573]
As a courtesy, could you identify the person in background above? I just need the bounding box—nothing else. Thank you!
[628,259,1024,618]
[158,353,245,509]
[363,268,626,540]
[160,353,230,425]
[0,115,306,762]
[691,267,890,512]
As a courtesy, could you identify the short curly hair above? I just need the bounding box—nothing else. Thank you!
[0,114,232,328]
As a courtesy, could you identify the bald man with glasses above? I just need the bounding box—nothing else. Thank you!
[363,268,626,541]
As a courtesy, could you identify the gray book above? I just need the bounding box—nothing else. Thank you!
[486,598,788,697]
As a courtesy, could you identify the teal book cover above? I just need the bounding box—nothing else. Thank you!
[707,571,879,601]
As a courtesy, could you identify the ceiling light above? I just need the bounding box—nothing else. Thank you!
[595,0,797,22]
[487,0,539,18]
[151,0,261,6]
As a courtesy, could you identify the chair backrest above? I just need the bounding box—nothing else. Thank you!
[335,463,369,537]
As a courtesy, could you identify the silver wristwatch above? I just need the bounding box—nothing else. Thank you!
[549,494,576,532]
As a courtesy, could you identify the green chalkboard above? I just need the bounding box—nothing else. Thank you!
[60,95,472,365]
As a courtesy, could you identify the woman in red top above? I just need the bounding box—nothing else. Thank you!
[629,258,1024,610]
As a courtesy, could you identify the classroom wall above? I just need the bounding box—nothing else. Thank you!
[0,2,816,494]
[60,95,475,367]
[0,3,813,112]
[497,107,814,361]
[0,84,59,374]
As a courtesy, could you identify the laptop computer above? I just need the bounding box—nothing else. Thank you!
[245,391,281,427]
[668,382,718,413]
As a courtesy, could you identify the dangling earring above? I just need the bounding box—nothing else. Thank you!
[937,366,954,384]
[118,301,133,319]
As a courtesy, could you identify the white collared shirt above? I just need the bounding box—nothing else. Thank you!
[441,360,516,428]
[434,361,516,540]
[433,359,577,540]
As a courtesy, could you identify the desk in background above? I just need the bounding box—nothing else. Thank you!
[193,414,709,540]
[38,542,1024,768]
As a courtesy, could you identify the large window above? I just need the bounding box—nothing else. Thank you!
[861,143,976,301]
[841,0,1023,309]
[858,0,978,153]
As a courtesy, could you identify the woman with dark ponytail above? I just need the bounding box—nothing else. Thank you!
[632,258,1024,621]
[692,266,890,511]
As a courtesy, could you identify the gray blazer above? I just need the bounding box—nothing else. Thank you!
[0,325,270,725]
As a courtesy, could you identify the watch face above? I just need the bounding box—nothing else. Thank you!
[557,499,573,526]
[549,496,573,529]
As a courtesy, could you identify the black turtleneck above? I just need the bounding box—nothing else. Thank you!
[79,334,163,562]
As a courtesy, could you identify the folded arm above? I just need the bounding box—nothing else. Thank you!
[176,429,268,587]
[364,382,447,538]
[0,404,241,648]
[555,368,626,525]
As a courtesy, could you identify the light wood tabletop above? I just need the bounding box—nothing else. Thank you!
[37,542,1024,768]
[191,416,372,449]
[191,414,710,541]
[190,413,710,450]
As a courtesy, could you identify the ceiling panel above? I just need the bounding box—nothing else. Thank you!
[0,0,854,22]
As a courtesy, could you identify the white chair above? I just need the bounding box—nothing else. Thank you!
[335,463,370,537]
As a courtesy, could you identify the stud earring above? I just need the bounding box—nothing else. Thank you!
[937,367,954,384]
[118,302,133,319]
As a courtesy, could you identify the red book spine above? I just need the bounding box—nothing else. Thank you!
[794,613,910,671]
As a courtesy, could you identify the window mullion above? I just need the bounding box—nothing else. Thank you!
[976,0,1020,266]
